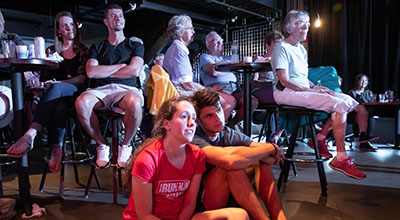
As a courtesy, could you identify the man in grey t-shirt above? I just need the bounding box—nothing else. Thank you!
[191,90,286,220]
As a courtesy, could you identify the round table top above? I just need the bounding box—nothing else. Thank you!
[0,58,59,71]
[215,62,272,73]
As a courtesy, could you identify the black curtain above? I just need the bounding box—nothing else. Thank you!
[304,0,400,95]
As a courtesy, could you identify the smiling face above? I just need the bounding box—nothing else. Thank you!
[164,101,197,144]
[104,8,125,32]
[206,33,224,56]
[289,16,310,42]
[197,102,225,136]
[358,76,369,89]
[58,16,76,41]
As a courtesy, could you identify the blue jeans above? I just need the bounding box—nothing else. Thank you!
[32,82,79,146]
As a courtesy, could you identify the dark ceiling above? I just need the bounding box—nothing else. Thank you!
[0,0,281,62]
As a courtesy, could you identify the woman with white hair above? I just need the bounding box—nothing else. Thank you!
[163,14,236,120]
[272,10,365,179]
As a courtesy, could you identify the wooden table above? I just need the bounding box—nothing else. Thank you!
[363,101,400,149]
[215,62,272,136]
[0,58,58,214]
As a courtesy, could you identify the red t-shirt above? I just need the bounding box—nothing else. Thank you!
[123,139,206,220]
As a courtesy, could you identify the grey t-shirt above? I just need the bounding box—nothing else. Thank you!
[192,126,253,149]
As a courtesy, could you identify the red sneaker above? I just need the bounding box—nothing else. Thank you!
[307,138,333,158]
[329,157,366,179]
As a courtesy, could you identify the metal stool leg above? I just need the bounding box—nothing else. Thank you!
[308,115,328,197]
[278,116,301,191]
[112,118,119,204]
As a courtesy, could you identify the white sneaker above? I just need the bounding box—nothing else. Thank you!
[117,145,133,168]
[96,144,110,168]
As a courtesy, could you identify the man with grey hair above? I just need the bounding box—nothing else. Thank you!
[200,31,259,128]
[75,4,144,168]
[272,10,364,179]
[163,15,236,120]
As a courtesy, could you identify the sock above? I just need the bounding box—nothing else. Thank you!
[317,133,326,141]
[336,152,347,161]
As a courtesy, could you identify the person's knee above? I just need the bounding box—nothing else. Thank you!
[75,94,94,114]
[229,208,249,220]
[251,96,259,109]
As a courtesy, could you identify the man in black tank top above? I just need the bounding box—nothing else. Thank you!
[75,4,144,169]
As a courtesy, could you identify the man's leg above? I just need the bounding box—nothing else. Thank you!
[202,167,231,210]
[118,92,143,145]
[75,93,106,145]
[227,95,259,127]
[255,164,286,220]
[218,92,236,121]
[227,168,269,220]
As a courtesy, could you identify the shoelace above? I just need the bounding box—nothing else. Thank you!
[346,158,356,167]
[99,147,109,159]
[119,146,132,161]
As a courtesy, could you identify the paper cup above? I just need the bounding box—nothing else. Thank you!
[16,45,28,59]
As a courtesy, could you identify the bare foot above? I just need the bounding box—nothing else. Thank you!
[49,148,63,173]
[7,135,34,157]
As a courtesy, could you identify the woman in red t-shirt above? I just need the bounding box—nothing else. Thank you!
[123,96,248,220]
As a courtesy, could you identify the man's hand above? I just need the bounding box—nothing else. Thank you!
[207,84,226,92]
[313,86,335,96]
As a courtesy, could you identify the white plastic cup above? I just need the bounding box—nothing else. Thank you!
[16,45,28,59]
[243,56,253,63]
[28,44,35,58]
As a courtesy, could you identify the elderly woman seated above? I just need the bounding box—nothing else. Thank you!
[271,10,365,179]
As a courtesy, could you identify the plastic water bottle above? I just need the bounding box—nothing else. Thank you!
[231,40,239,63]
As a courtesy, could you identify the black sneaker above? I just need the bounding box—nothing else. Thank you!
[359,133,379,143]
[359,142,377,151]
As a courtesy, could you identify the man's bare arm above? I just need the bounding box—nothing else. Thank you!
[202,143,277,170]
[112,56,144,78]
[86,58,126,78]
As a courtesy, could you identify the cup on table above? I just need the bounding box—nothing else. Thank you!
[379,94,387,103]
[372,94,377,102]
[243,56,253,63]
[16,45,28,59]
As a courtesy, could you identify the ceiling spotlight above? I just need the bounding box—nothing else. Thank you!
[231,16,238,23]
[77,22,83,29]
[315,13,321,27]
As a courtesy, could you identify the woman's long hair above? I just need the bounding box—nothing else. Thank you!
[54,11,85,54]
[124,96,193,189]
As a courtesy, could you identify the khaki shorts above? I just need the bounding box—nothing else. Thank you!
[83,83,143,114]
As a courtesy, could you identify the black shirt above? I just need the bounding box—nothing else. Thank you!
[88,37,144,88]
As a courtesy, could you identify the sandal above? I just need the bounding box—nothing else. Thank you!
[7,136,34,157]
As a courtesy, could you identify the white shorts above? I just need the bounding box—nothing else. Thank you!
[83,83,143,114]
[273,87,358,114]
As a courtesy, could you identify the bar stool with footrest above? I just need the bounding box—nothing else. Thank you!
[39,112,102,197]
[86,110,141,204]
[277,105,330,197]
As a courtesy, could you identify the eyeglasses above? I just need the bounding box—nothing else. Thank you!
[295,20,311,27]
[184,27,195,32]
[208,39,224,44]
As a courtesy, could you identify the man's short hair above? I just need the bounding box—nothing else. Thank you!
[205,31,218,43]
[104,4,123,18]
[265,30,283,46]
[191,90,220,118]
[167,14,192,40]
